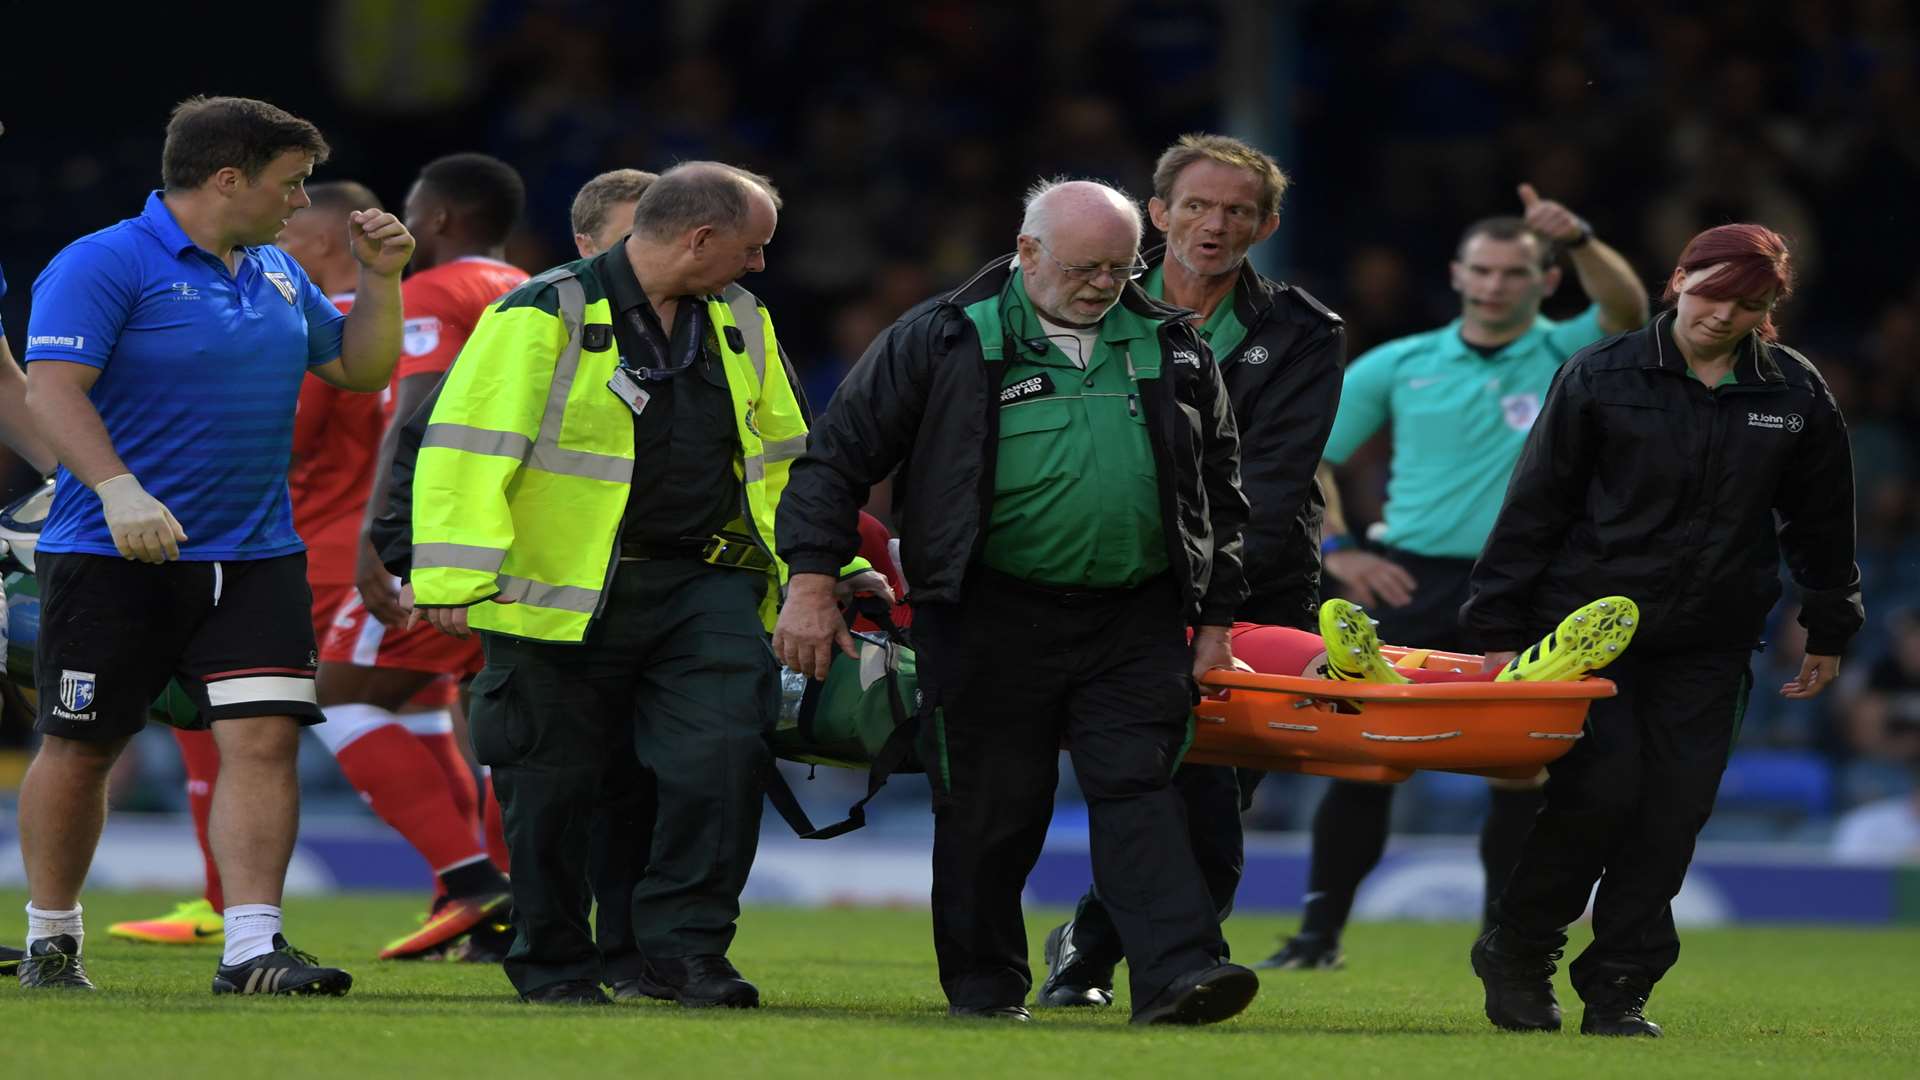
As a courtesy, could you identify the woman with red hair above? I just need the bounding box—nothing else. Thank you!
[1460,224,1863,1037]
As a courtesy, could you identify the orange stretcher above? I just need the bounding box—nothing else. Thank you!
[1188,645,1615,784]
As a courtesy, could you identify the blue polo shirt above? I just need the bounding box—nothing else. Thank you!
[24,192,346,560]
[1323,306,1605,559]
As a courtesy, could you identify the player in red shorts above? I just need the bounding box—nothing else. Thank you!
[315,154,531,960]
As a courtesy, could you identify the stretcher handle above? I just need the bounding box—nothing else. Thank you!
[1197,669,1616,702]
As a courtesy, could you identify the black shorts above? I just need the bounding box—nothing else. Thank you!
[1367,545,1477,653]
[34,551,322,741]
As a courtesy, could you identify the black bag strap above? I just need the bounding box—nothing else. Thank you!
[764,594,919,839]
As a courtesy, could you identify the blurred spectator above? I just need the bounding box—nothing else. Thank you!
[1833,609,1920,807]
[1830,782,1920,862]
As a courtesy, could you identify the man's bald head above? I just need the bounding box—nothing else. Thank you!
[1015,178,1145,327]
[631,161,780,244]
[629,161,781,294]
[1019,178,1144,248]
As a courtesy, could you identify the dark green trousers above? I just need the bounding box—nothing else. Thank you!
[468,558,778,996]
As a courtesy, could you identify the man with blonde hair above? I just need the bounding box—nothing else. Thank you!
[1040,133,1347,1008]
[570,168,658,257]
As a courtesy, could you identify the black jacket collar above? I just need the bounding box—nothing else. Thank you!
[1645,310,1783,385]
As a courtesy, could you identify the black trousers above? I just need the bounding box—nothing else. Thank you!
[587,752,657,984]
[1297,550,1480,935]
[469,559,777,995]
[1491,649,1751,999]
[1064,586,1319,969]
[913,571,1224,1010]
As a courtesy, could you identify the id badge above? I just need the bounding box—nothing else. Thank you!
[609,367,652,417]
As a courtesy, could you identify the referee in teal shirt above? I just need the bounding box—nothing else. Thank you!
[1258,186,1649,972]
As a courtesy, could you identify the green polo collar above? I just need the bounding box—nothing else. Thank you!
[980,269,1159,375]
[1141,265,1248,362]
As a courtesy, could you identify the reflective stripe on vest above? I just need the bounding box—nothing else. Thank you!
[413,267,819,642]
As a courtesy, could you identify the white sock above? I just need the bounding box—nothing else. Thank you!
[221,903,282,966]
[25,903,84,953]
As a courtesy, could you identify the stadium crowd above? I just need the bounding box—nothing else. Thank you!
[3,0,1914,853]
[0,0,1912,1030]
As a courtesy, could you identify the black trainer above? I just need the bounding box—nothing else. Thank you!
[948,1004,1032,1021]
[1037,921,1114,1007]
[1131,962,1260,1026]
[18,935,95,990]
[1581,974,1662,1037]
[1470,928,1562,1032]
[1254,934,1345,971]
[211,934,352,996]
[609,971,676,1001]
[642,954,760,1008]
[1,942,23,976]
[522,979,611,1006]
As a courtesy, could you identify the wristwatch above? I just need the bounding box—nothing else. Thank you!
[1564,220,1594,249]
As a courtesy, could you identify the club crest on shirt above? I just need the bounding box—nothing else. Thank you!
[1500,393,1542,431]
[263,271,298,305]
[403,317,443,357]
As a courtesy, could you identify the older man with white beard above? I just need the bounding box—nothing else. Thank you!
[775,179,1258,1025]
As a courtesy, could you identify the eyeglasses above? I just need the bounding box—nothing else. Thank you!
[1033,238,1149,283]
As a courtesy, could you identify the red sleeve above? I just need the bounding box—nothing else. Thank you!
[395,277,474,383]
[855,512,904,598]
[849,510,913,629]
[291,373,337,466]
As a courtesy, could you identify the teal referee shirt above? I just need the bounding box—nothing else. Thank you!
[1323,306,1605,559]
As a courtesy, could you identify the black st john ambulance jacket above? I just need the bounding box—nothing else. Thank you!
[1462,311,1864,657]
[1145,246,1346,627]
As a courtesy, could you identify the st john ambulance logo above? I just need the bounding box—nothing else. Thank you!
[59,669,96,713]
[1242,346,1269,365]
[263,271,298,305]
[1786,413,1805,433]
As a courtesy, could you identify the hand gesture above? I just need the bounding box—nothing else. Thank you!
[1780,654,1840,700]
[1517,183,1589,245]
[1324,549,1418,608]
[95,474,187,563]
[348,209,415,277]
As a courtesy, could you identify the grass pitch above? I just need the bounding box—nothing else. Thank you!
[1,890,1913,1079]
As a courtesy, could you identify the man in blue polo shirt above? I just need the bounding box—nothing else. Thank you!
[15,96,414,996]
[1259,186,1648,971]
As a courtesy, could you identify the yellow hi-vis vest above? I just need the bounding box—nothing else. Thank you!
[411,266,853,642]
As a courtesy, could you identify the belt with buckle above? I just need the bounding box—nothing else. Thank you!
[620,533,773,573]
[699,533,776,573]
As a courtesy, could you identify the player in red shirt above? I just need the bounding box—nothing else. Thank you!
[314,155,530,960]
